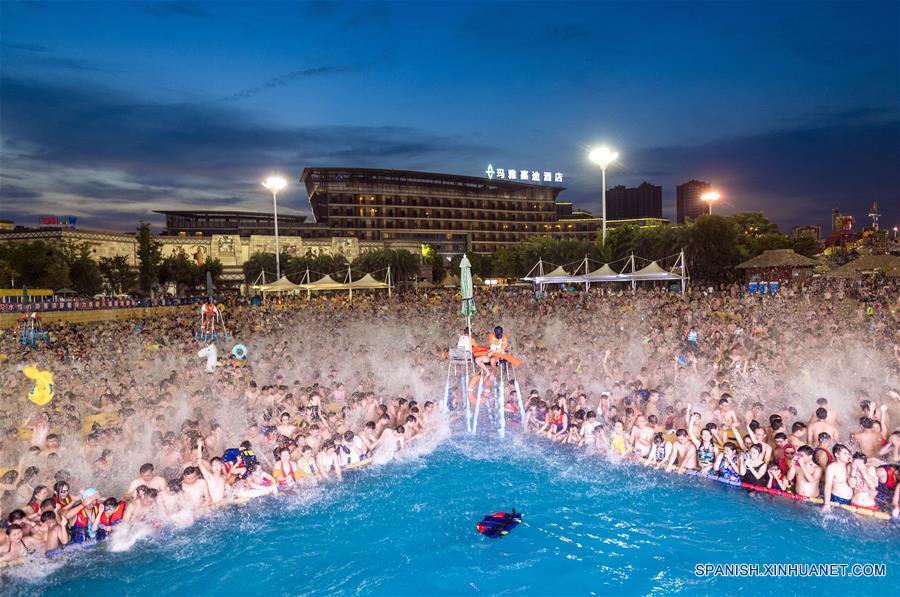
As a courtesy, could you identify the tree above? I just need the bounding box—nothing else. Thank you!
[4,241,70,289]
[790,234,820,258]
[421,244,445,282]
[242,252,277,284]
[685,215,742,283]
[136,222,162,296]
[0,259,16,287]
[99,255,137,294]
[69,253,104,296]
[201,257,224,289]
[351,249,420,284]
[158,253,200,296]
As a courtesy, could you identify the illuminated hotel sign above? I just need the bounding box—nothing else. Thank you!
[39,215,78,228]
[485,164,563,184]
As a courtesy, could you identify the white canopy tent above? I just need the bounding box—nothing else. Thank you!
[348,273,389,289]
[524,251,689,293]
[259,276,306,293]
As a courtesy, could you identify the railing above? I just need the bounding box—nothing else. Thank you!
[1,295,211,313]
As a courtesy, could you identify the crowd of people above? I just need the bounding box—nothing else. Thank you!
[0,275,898,567]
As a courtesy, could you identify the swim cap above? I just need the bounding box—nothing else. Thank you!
[82,487,98,500]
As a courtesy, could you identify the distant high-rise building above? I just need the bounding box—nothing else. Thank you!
[676,179,711,223]
[606,182,662,220]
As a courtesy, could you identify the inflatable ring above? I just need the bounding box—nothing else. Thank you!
[231,344,248,360]
[24,366,54,406]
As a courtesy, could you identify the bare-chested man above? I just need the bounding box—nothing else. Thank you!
[126,463,168,499]
[180,466,211,511]
[807,408,839,444]
[787,445,822,498]
[666,429,698,473]
[822,444,854,512]
[124,486,161,524]
[851,417,883,458]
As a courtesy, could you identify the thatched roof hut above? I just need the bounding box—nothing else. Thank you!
[735,249,818,284]
[825,254,900,278]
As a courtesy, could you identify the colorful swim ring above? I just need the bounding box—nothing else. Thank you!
[231,344,248,360]
[23,366,54,406]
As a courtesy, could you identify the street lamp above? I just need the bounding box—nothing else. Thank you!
[589,146,619,245]
[701,191,720,215]
[262,175,287,279]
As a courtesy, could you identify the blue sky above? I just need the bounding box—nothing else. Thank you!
[1,0,897,233]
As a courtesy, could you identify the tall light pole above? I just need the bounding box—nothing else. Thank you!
[589,146,619,245]
[263,175,287,279]
[701,191,720,215]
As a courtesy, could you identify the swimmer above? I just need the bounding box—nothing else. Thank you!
[808,408,839,444]
[787,445,822,498]
[181,466,211,511]
[126,463,168,499]
[271,447,302,488]
[196,441,229,505]
[0,524,38,563]
[667,429,698,472]
[822,444,854,512]
[33,511,69,552]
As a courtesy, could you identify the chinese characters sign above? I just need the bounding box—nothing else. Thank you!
[485,164,562,184]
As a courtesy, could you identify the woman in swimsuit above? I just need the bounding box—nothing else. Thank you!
[688,425,717,474]
[271,447,302,489]
[714,442,742,482]
[1,524,37,563]
[740,444,768,487]
[644,433,672,469]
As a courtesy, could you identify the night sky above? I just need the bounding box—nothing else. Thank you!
[1,1,897,234]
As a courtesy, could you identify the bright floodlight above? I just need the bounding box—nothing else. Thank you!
[701,192,720,202]
[263,176,287,193]
[589,146,618,169]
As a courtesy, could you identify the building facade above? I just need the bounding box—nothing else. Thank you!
[606,182,662,220]
[2,168,672,285]
[302,167,568,253]
[676,179,711,224]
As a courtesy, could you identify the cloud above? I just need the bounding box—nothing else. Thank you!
[0,76,492,230]
[144,1,210,19]
[220,65,365,102]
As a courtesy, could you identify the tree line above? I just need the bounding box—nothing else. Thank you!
[0,212,818,296]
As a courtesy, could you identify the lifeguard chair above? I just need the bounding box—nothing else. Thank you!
[196,301,229,344]
[471,356,526,438]
[19,312,49,349]
[443,346,475,422]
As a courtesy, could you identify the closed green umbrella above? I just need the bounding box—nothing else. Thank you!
[459,254,476,329]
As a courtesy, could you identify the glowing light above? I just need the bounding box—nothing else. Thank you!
[588,146,618,169]
[262,175,287,193]
[701,192,721,202]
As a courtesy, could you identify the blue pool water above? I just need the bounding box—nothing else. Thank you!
[9,434,900,596]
